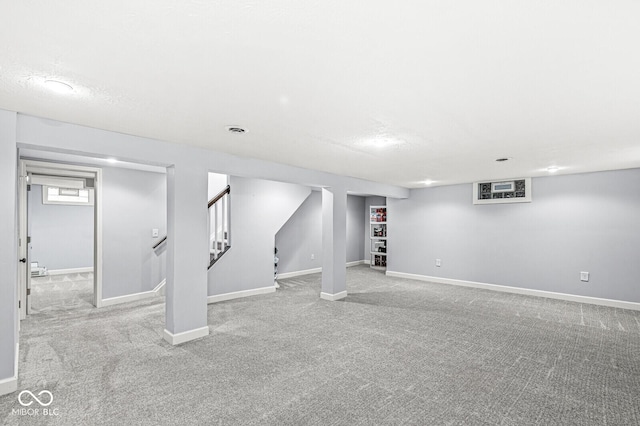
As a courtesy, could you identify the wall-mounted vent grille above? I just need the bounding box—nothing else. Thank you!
[473,178,532,205]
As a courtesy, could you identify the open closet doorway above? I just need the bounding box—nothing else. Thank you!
[18,160,103,320]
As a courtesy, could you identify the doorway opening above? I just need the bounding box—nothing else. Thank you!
[18,160,103,320]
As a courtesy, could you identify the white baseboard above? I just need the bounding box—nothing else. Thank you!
[207,286,275,304]
[320,291,348,301]
[0,343,19,396]
[101,279,166,307]
[364,259,371,265]
[277,260,366,280]
[277,268,322,279]
[386,271,640,312]
[156,280,166,296]
[163,326,209,345]
[0,376,17,396]
[48,267,93,276]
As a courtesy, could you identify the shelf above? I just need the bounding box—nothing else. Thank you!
[370,205,388,270]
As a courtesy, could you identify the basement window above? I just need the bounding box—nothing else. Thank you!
[43,186,94,206]
[472,178,532,205]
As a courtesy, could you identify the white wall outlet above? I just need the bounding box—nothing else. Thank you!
[311,253,315,260]
[436,259,441,267]
[580,271,589,282]
[152,228,159,238]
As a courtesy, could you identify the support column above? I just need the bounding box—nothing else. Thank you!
[164,164,210,345]
[321,187,348,301]
[0,110,18,396]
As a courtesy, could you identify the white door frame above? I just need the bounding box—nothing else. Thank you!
[18,159,103,318]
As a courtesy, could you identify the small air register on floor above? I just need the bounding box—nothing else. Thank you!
[30,261,47,277]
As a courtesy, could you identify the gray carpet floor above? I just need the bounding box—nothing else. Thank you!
[1,266,639,425]
[29,272,95,314]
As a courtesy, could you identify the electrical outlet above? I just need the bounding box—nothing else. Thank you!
[436,259,441,267]
[311,253,315,260]
[580,271,589,282]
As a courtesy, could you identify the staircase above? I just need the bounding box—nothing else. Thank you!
[152,184,231,269]
[208,185,231,268]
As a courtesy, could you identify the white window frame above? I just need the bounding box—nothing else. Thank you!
[42,185,95,206]
[473,177,532,205]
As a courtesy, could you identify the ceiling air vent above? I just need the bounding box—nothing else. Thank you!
[472,178,532,205]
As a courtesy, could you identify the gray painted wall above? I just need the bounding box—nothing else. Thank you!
[28,185,93,271]
[208,176,311,295]
[388,169,640,303]
[275,192,365,274]
[0,109,18,383]
[276,191,322,273]
[102,167,167,299]
[347,195,365,263]
[4,112,407,376]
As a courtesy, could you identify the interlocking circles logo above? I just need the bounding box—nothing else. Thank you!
[19,390,53,406]
[12,390,60,417]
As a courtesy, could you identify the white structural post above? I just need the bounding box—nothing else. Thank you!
[321,186,348,301]
[164,163,210,345]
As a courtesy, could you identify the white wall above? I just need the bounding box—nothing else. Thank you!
[208,172,228,200]
[28,185,93,271]
[102,167,166,299]
[388,169,640,303]
[208,176,311,295]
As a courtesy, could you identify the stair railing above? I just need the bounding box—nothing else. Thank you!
[208,185,231,267]
[152,185,231,269]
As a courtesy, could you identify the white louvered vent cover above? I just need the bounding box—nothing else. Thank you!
[472,178,532,205]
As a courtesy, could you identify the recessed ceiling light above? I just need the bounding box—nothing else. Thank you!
[226,126,247,134]
[495,157,512,162]
[547,166,559,173]
[422,180,435,186]
[44,79,74,94]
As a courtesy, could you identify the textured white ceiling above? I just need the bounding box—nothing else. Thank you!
[1,1,639,188]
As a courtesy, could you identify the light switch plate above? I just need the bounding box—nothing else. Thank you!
[436,259,441,267]
[152,228,159,238]
[580,271,589,282]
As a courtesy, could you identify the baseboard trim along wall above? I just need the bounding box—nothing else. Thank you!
[320,291,348,301]
[277,260,365,280]
[48,267,93,276]
[207,286,276,304]
[277,268,322,279]
[386,271,640,312]
[0,343,19,396]
[101,279,166,307]
[163,326,210,346]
